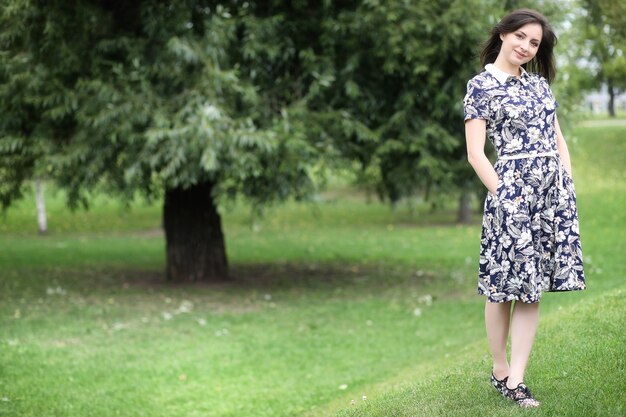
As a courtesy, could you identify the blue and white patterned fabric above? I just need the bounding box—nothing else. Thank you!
[464,65,586,303]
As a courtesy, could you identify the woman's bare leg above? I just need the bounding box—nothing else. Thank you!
[485,300,512,380]
[507,301,540,388]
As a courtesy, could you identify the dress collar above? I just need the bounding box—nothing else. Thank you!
[485,63,529,84]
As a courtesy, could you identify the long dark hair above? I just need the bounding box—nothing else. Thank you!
[480,9,557,84]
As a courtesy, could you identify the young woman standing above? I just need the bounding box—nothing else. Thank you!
[463,9,586,408]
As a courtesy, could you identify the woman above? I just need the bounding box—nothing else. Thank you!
[463,9,586,408]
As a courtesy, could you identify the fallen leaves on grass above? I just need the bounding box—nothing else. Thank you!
[214,328,229,337]
[417,294,433,306]
[46,286,67,296]
[175,300,193,314]
[111,322,127,331]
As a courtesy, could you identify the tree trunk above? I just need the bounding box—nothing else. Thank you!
[34,179,47,235]
[457,184,473,224]
[163,181,229,282]
[607,78,616,118]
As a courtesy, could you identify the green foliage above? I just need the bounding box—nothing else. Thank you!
[308,0,502,202]
[0,1,344,210]
[0,0,514,214]
[578,0,626,97]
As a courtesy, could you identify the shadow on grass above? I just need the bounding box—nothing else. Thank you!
[1,260,441,303]
[124,261,437,292]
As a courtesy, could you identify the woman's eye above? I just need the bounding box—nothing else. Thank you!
[516,33,523,38]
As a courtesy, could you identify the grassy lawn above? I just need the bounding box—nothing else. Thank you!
[0,123,624,417]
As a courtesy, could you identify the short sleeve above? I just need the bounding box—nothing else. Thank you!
[463,79,490,121]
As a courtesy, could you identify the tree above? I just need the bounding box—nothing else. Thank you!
[1,0,517,281]
[1,1,342,281]
[303,0,502,222]
[315,0,565,222]
[580,0,626,116]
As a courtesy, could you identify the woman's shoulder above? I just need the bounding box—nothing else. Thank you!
[526,72,554,97]
[466,70,498,90]
[526,71,550,86]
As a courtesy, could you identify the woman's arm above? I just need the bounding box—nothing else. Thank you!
[554,116,573,177]
[465,118,499,195]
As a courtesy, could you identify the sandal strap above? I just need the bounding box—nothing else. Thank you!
[491,372,508,384]
[508,383,538,404]
[491,372,509,396]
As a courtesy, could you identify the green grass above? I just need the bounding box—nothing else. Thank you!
[0,123,625,417]
[579,112,626,121]
[328,123,626,417]
[334,287,625,417]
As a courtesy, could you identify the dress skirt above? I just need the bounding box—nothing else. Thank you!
[478,155,586,303]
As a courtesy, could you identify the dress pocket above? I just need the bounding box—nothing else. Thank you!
[560,164,576,194]
[489,177,504,201]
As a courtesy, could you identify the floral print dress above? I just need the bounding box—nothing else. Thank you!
[463,64,586,303]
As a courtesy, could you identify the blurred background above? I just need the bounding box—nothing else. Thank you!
[0,1,624,416]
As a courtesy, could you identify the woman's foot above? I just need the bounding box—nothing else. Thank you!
[506,382,540,408]
[491,372,509,396]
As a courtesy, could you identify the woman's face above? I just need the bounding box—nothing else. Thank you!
[499,23,543,66]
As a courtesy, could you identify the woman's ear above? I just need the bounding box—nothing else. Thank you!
[500,33,505,41]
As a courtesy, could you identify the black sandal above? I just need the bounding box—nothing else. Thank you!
[491,372,509,396]
[506,382,540,408]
